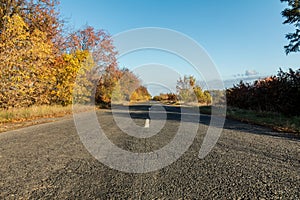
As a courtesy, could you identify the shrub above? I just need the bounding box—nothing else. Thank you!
[226,68,300,116]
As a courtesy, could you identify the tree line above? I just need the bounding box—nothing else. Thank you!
[226,68,300,116]
[1,0,297,109]
[0,0,150,109]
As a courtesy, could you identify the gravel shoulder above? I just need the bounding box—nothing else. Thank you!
[0,106,299,199]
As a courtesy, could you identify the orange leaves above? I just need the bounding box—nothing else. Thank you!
[95,68,150,106]
[65,26,117,72]
[130,86,152,102]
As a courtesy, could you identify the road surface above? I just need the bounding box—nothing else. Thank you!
[0,105,299,199]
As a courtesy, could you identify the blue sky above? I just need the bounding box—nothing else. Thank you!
[59,0,299,92]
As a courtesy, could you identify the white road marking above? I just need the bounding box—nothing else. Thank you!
[144,118,150,128]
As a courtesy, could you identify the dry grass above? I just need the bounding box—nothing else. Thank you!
[0,104,95,123]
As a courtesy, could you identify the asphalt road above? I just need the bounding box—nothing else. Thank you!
[0,104,299,199]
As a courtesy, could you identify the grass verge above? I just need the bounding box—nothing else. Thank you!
[0,105,73,123]
[199,106,300,134]
[0,105,95,133]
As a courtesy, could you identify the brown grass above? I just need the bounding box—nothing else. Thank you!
[0,104,95,123]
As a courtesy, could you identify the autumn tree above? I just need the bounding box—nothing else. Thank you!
[281,0,300,54]
[193,86,205,103]
[63,26,119,106]
[0,0,61,48]
[152,93,177,103]
[0,0,63,108]
[53,50,95,105]
[203,91,212,105]
[176,75,197,102]
[0,14,55,108]
[96,67,146,106]
[176,75,212,104]
[166,93,177,102]
[65,26,117,74]
[118,68,140,101]
[95,65,122,106]
[130,86,151,102]
[0,0,136,109]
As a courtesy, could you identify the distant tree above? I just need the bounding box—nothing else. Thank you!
[176,75,211,104]
[166,93,177,102]
[130,86,151,102]
[209,90,226,105]
[95,65,122,106]
[193,86,205,103]
[281,0,300,54]
[118,68,140,101]
[176,75,197,102]
[111,82,123,102]
[203,91,212,105]
[95,67,145,106]
[152,93,176,102]
[152,95,163,101]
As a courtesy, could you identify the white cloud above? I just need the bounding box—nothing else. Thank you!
[245,70,259,76]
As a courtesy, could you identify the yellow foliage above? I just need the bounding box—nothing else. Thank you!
[130,86,151,102]
[0,14,55,108]
[54,50,94,105]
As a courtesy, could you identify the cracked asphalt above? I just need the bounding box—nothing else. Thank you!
[0,105,299,199]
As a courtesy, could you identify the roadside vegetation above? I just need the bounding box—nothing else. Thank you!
[0,105,95,124]
[0,0,151,124]
[226,68,300,116]
[225,68,300,134]
[153,75,216,106]
[199,106,300,134]
[0,104,93,133]
[227,107,300,133]
[152,69,300,134]
[0,0,299,135]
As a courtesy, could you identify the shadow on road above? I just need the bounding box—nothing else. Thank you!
[109,104,300,141]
